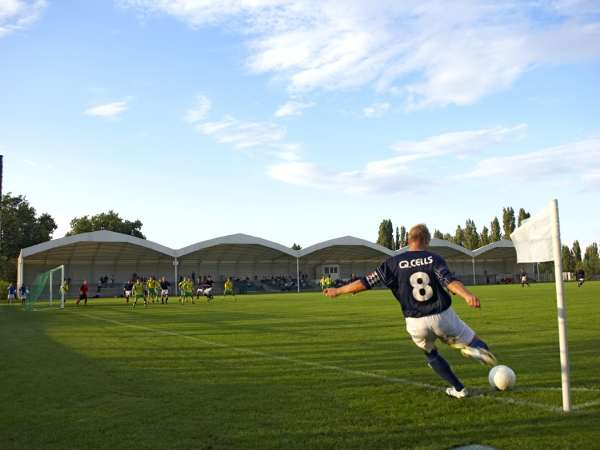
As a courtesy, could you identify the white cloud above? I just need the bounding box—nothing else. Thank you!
[364,102,390,117]
[119,0,600,108]
[0,0,47,37]
[84,100,129,119]
[22,159,36,166]
[194,116,286,149]
[184,95,211,122]
[274,101,315,117]
[462,138,600,190]
[265,124,528,195]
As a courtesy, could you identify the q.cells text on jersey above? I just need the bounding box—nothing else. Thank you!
[361,250,457,318]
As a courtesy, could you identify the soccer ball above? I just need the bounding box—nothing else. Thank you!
[489,365,516,391]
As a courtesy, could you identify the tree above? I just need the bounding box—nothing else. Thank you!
[463,219,479,250]
[400,226,407,247]
[65,211,145,239]
[376,219,394,250]
[1,193,58,281]
[442,233,452,242]
[517,208,531,227]
[572,241,582,263]
[451,225,464,247]
[395,227,400,250]
[562,245,575,272]
[490,217,502,242]
[502,207,515,240]
[291,243,302,250]
[584,243,599,261]
[480,226,490,247]
[433,229,443,239]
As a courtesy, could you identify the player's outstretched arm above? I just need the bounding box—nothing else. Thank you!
[325,280,367,298]
[447,280,480,309]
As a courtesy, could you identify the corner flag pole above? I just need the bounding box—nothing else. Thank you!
[551,199,571,412]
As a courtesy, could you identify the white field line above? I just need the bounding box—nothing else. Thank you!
[74,312,598,413]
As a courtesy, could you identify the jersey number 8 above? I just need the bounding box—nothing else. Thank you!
[409,272,434,302]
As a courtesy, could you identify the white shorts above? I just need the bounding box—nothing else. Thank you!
[579,278,584,282]
[8,294,14,299]
[125,290,132,296]
[20,294,27,300]
[521,276,527,282]
[405,308,475,353]
[161,289,169,296]
[202,288,212,295]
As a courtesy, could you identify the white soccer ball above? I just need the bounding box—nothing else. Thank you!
[489,365,516,390]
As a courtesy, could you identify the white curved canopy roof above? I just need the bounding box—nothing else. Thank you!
[21,231,517,265]
[21,230,175,264]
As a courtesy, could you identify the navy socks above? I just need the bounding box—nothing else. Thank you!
[426,349,464,391]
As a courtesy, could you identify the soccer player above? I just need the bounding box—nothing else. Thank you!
[19,284,28,306]
[76,281,88,307]
[178,278,186,303]
[159,277,170,304]
[325,274,333,291]
[124,279,134,304]
[520,268,530,287]
[324,224,497,399]
[320,275,326,294]
[147,276,158,303]
[59,279,69,305]
[222,277,237,301]
[201,275,215,301]
[184,277,195,304]
[576,268,585,288]
[132,278,147,309]
[7,283,16,305]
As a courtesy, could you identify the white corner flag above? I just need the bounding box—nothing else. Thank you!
[511,199,571,412]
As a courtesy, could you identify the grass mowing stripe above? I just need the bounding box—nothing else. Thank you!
[73,310,578,413]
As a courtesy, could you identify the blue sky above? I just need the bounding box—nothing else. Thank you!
[1,0,599,250]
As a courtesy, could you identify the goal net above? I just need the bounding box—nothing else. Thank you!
[23,266,65,311]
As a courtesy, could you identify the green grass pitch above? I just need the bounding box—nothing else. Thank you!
[1,282,599,449]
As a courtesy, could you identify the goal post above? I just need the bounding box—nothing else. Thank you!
[23,265,65,311]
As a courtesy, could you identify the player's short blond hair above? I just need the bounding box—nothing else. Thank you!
[408,224,431,245]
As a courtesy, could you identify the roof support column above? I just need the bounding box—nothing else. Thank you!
[472,257,476,285]
[296,258,300,293]
[173,258,178,295]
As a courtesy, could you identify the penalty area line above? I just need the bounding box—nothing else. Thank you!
[74,312,590,413]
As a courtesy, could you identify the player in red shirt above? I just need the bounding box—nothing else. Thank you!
[76,281,89,307]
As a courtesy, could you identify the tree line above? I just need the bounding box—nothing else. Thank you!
[1,193,145,282]
[376,207,599,275]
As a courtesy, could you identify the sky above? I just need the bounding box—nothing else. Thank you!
[1,0,599,250]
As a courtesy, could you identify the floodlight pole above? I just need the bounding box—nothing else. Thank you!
[551,199,571,412]
[296,257,300,293]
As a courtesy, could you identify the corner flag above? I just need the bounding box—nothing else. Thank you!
[511,200,571,412]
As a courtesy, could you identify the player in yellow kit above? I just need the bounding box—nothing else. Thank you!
[132,278,147,309]
[184,277,195,304]
[178,279,186,303]
[222,277,237,301]
[147,276,157,302]
[59,279,69,305]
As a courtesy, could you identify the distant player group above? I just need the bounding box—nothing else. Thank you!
[120,276,236,309]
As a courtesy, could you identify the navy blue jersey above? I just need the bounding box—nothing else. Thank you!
[520,270,527,277]
[576,270,585,278]
[360,250,456,318]
[124,282,133,291]
[203,279,214,288]
[349,275,359,283]
[160,280,170,290]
